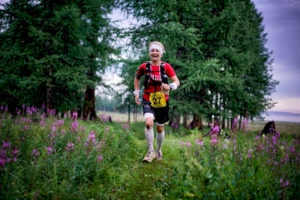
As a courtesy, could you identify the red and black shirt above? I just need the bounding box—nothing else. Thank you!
[136,62,176,101]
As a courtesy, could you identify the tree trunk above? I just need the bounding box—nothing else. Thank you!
[46,86,51,111]
[128,98,130,123]
[83,85,97,120]
[184,112,188,128]
[227,118,230,129]
[221,116,225,129]
[238,116,242,130]
[175,113,180,128]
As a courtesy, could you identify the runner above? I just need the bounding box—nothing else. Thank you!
[133,41,180,162]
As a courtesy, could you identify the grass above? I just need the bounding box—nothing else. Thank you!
[1,110,299,199]
[98,111,300,135]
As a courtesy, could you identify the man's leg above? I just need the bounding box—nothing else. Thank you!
[143,113,156,162]
[156,123,165,160]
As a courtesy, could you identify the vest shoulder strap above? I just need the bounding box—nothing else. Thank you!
[145,61,151,73]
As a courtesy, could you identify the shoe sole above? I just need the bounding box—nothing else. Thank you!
[143,156,156,163]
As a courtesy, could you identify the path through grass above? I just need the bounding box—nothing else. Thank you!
[114,123,186,199]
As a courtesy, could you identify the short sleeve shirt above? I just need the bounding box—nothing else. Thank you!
[136,62,176,101]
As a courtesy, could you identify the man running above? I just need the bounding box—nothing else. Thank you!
[133,41,180,162]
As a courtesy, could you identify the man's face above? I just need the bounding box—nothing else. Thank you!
[150,48,161,61]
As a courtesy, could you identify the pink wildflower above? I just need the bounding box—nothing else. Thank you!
[46,146,52,155]
[66,142,74,151]
[58,120,64,126]
[2,141,11,149]
[24,125,30,130]
[86,130,96,145]
[195,139,204,145]
[72,112,78,120]
[0,158,5,167]
[211,137,218,146]
[97,155,103,162]
[248,149,253,159]
[71,121,78,133]
[32,149,40,158]
[122,123,130,130]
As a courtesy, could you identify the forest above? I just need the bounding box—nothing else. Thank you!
[0,0,278,128]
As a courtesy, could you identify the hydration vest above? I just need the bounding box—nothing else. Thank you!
[144,61,168,88]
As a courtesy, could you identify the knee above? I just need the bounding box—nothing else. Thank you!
[156,125,164,133]
[145,119,153,129]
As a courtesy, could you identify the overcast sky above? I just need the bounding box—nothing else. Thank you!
[252,0,300,113]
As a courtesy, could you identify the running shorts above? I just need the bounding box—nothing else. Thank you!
[142,99,169,124]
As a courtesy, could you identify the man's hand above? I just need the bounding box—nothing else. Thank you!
[135,94,141,105]
[161,83,170,91]
[133,90,141,105]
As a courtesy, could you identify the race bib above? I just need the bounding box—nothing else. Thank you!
[149,91,167,108]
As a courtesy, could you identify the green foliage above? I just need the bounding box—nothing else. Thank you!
[0,0,118,113]
[117,0,278,124]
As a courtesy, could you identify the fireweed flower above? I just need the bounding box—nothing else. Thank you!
[122,123,130,130]
[213,126,220,133]
[211,136,218,146]
[66,142,74,151]
[32,149,40,158]
[171,122,175,128]
[241,118,248,130]
[0,158,5,167]
[2,141,11,149]
[231,117,238,130]
[72,112,78,120]
[186,142,191,147]
[101,114,106,122]
[58,120,64,127]
[71,121,79,133]
[85,130,96,146]
[105,127,109,132]
[233,138,237,144]
[248,149,253,159]
[12,149,19,156]
[40,119,45,127]
[195,139,204,145]
[179,141,185,146]
[289,146,295,154]
[97,155,103,162]
[46,146,52,155]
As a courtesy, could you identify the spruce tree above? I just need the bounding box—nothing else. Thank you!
[0,0,118,116]
[118,0,278,127]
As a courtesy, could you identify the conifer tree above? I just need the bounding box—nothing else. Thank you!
[118,0,278,127]
[0,0,118,116]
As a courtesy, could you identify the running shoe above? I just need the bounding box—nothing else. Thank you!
[143,150,156,162]
[156,150,163,160]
